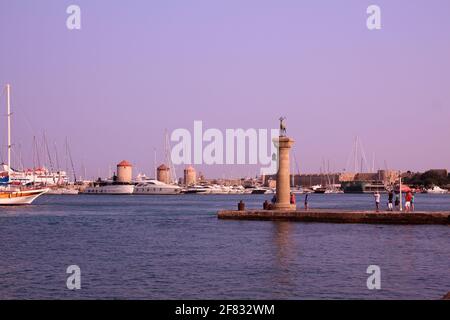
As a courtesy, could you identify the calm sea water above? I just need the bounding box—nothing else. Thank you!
[0,193,449,299]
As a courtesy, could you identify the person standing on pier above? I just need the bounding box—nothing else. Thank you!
[304,193,309,210]
[388,190,394,211]
[405,191,413,212]
[411,193,415,212]
[374,191,381,212]
[271,194,277,204]
[395,193,400,211]
[290,193,296,205]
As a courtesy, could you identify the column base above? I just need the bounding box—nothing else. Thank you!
[272,203,297,211]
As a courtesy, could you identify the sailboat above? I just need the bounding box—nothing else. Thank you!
[0,84,48,205]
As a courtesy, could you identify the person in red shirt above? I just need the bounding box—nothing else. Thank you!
[405,191,413,212]
[290,193,296,205]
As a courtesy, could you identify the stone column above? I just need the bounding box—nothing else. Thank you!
[273,136,296,210]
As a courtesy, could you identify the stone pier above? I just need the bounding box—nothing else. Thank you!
[217,209,450,225]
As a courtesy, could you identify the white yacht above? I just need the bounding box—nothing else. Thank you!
[134,179,182,195]
[183,185,212,194]
[290,187,305,194]
[424,186,448,194]
[243,188,255,194]
[208,184,232,194]
[251,187,275,194]
[61,188,79,195]
[229,185,245,194]
[83,181,134,195]
[46,187,79,195]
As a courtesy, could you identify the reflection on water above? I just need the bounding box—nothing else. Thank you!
[273,222,295,270]
[271,222,296,299]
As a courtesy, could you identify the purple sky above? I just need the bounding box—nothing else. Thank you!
[1,0,449,179]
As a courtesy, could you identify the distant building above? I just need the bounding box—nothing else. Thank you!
[183,166,196,186]
[203,178,244,186]
[157,164,170,184]
[263,170,399,187]
[340,170,399,185]
[117,160,132,183]
[294,173,341,187]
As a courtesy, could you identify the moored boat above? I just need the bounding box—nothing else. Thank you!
[83,182,134,195]
[0,84,48,205]
[46,187,79,195]
[134,179,182,195]
[0,186,49,205]
[183,185,212,194]
[251,187,274,194]
[423,186,448,194]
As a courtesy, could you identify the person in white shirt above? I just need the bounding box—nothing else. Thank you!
[374,192,381,212]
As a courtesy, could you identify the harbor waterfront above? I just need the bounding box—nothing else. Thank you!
[0,193,449,299]
[2,1,450,306]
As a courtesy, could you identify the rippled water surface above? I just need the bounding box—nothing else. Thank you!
[0,193,449,299]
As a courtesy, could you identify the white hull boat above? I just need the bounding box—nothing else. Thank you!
[183,185,212,194]
[424,186,448,194]
[47,187,79,195]
[0,187,49,205]
[83,184,134,195]
[134,180,182,195]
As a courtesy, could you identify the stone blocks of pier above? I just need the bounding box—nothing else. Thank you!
[217,209,450,225]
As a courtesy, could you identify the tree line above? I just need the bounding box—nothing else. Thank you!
[403,170,450,188]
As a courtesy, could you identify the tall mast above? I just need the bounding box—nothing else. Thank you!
[371,153,374,173]
[153,147,157,179]
[65,137,77,183]
[399,173,403,212]
[164,129,177,183]
[43,131,55,183]
[54,142,61,171]
[354,136,358,173]
[6,84,11,176]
